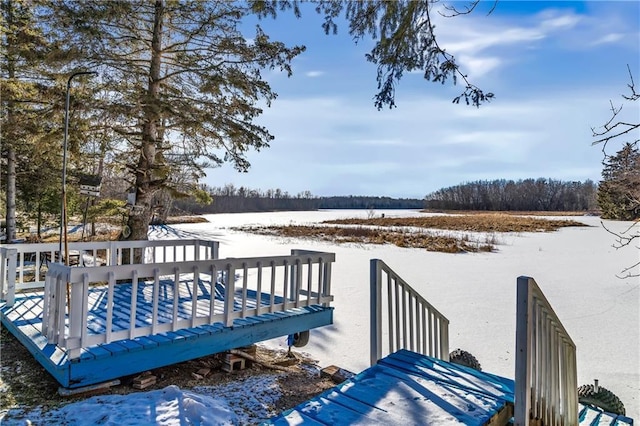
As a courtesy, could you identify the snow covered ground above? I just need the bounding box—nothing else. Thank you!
[2,209,638,424]
[3,376,284,425]
[174,209,639,421]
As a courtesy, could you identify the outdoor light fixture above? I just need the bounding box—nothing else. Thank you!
[59,71,97,264]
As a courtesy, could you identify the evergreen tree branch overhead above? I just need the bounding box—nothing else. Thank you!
[253,0,495,109]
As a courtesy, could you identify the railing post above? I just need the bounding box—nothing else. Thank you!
[55,273,66,346]
[441,318,450,360]
[289,261,297,304]
[370,259,382,366]
[194,240,201,261]
[68,276,84,356]
[515,276,533,426]
[0,248,6,303]
[224,263,235,327]
[4,249,17,306]
[109,241,117,266]
[322,261,332,307]
[42,269,53,338]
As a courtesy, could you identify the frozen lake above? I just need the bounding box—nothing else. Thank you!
[165,209,639,420]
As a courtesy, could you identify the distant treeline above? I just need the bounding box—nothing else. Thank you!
[424,178,598,211]
[173,184,424,214]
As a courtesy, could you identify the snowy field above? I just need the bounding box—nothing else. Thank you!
[2,209,638,424]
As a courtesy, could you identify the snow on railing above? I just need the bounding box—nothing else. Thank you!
[43,249,335,359]
[514,276,578,426]
[0,239,219,306]
[370,259,449,366]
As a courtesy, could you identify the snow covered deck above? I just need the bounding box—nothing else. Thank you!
[0,242,335,389]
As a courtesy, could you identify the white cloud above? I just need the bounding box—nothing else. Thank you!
[350,138,411,147]
[441,27,545,55]
[305,70,325,78]
[457,55,502,77]
[538,12,582,31]
[318,161,402,174]
[432,6,635,80]
[590,33,625,46]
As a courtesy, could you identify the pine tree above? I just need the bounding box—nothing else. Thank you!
[48,1,305,240]
[1,0,65,240]
[597,143,640,220]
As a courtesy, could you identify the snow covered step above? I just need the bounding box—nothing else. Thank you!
[579,403,634,425]
[266,349,515,425]
[266,349,636,425]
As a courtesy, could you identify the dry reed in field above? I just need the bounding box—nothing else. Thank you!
[324,213,588,233]
[239,213,588,253]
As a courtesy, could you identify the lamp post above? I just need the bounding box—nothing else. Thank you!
[59,71,97,264]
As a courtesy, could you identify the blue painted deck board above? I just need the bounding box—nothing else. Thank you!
[1,279,332,389]
[579,404,634,425]
[267,349,515,426]
[378,349,515,402]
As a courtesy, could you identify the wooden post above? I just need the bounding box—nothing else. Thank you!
[224,263,235,327]
[370,259,382,366]
[514,276,533,426]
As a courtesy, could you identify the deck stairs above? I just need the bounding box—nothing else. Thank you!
[267,260,634,425]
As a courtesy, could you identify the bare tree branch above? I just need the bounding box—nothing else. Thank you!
[622,63,639,101]
[616,258,640,279]
[440,0,498,17]
[594,65,640,279]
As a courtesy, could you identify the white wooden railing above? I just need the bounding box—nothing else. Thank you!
[370,259,449,366]
[514,276,578,426]
[43,249,335,359]
[0,239,219,306]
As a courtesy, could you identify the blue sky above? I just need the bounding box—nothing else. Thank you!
[205,1,640,199]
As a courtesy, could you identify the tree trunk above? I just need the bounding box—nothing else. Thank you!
[4,2,17,242]
[37,200,43,239]
[125,0,165,241]
[5,147,17,242]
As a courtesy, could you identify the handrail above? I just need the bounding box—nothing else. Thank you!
[43,249,335,359]
[370,258,449,366]
[0,239,219,306]
[514,276,578,426]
